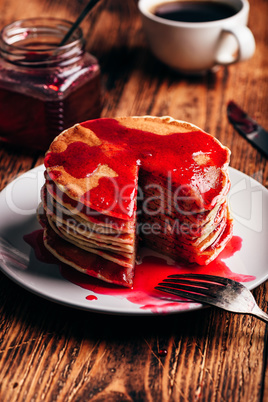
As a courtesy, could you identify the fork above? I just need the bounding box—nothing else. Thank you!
[155,274,268,322]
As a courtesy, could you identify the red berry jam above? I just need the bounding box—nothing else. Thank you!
[0,18,101,152]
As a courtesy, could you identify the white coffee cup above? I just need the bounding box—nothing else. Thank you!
[138,0,255,74]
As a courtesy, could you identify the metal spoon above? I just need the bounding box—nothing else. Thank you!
[59,0,101,47]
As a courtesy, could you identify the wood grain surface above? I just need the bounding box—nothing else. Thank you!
[0,0,267,401]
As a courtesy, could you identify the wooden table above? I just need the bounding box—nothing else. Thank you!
[0,0,267,400]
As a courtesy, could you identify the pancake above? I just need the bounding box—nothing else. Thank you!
[39,116,233,287]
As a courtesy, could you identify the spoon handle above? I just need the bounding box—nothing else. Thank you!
[59,0,101,46]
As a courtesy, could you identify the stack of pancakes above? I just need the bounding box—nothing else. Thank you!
[39,116,233,287]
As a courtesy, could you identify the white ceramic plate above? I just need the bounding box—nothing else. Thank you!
[0,165,267,315]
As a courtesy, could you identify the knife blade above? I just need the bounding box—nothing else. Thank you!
[227,101,268,158]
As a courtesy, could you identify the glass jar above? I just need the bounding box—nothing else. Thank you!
[0,18,102,152]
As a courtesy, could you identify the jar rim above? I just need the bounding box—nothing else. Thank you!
[0,17,85,66]
[0,17,83,52]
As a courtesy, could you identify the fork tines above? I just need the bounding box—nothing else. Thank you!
[165,274,234,285]
[155,274,268,322]
[155,274,243,304]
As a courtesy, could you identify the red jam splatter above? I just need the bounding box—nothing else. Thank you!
[158,349,168,357]
[86,295,98,301]
[24,230,56,264]
[44,118,230,219]
[24,231,255,313]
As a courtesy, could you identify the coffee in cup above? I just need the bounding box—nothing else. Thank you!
[138,0,255,74]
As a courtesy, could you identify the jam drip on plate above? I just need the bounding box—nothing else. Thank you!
[24,231,255,314]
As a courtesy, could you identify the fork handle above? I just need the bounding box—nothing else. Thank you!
[251,305,268,323]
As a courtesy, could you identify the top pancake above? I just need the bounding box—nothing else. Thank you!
[44,116,231,221]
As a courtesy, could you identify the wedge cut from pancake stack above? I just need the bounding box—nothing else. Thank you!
[38,116,233,287]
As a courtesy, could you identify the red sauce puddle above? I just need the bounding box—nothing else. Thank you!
[24,231,255,313]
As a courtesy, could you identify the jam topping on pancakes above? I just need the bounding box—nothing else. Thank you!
[45,117,230,220]
[40,116,233,287]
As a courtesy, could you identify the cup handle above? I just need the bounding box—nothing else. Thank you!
[215,26,256,65]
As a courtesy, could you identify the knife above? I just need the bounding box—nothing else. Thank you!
[227,101,268,158]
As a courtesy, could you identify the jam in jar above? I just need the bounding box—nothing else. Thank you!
[0,18,102,151]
